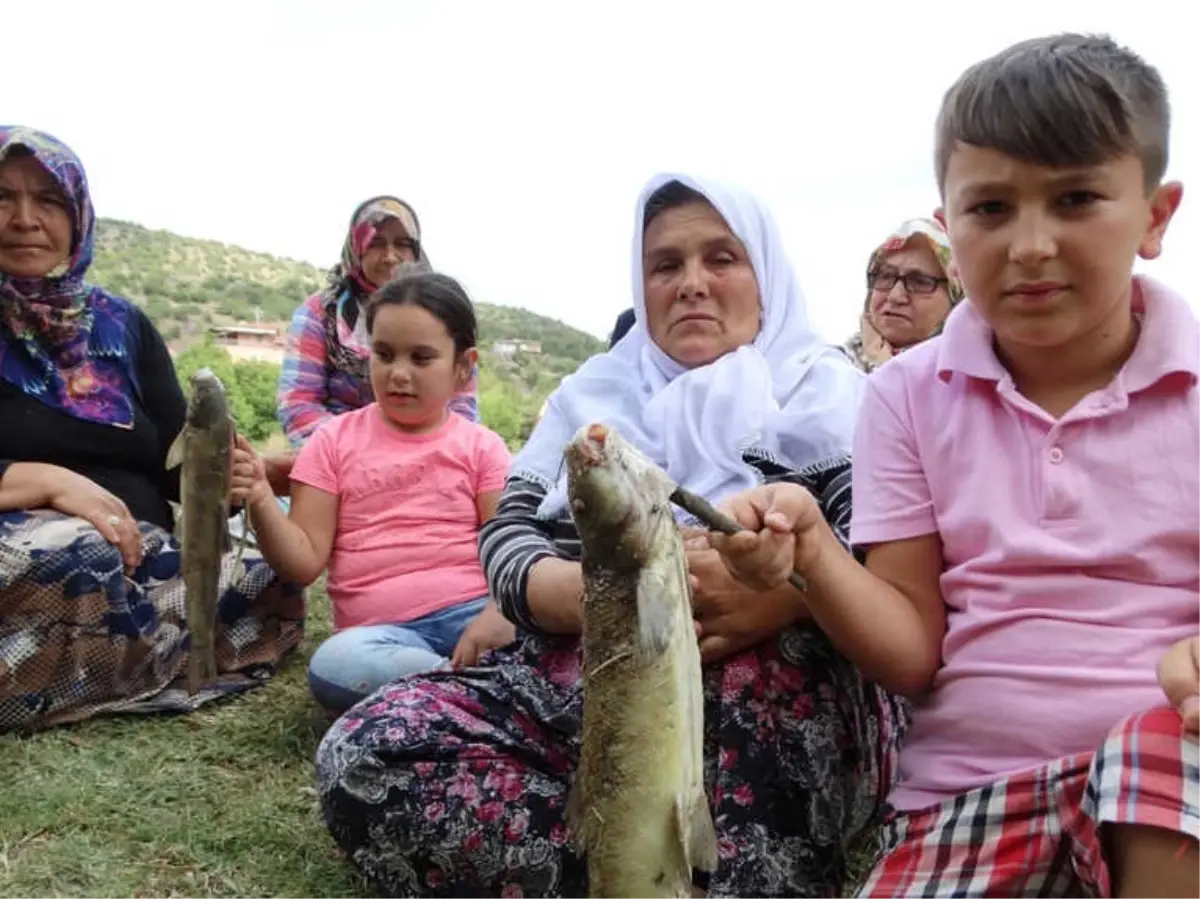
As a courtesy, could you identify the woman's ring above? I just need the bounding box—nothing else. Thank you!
[107,514,122,528]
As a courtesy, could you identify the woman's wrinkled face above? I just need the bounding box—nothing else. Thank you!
[866,240,953,349]
[361,217,418,289]
[641,200,761,367]
[0,154,73,279]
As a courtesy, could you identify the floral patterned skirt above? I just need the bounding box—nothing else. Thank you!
[0,510,305,733]
[316,623,910,897]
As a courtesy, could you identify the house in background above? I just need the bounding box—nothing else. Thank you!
[210,323,287,365]
[492,338,542,359]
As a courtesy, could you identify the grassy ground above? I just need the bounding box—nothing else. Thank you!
[1,580,878,897]
[0,585,371,898]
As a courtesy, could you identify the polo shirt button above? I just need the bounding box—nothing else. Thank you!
[1048,446,1064,464]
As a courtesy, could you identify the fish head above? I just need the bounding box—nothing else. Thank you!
[186,367,231,428]
[565,423,675,568]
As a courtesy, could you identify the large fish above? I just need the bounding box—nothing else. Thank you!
[564,422,718,898]
[165,368,234,695]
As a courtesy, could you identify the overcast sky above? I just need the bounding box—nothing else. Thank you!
[8,0,1195,343]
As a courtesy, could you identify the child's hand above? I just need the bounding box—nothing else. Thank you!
[705,483,825,592]
[451,601,517,669]
[229,434,272,507]
[1157,635,1199,733]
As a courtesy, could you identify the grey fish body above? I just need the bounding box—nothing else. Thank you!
[564,423,718,898]
[166,368,234,695]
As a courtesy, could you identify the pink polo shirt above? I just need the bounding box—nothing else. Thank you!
[851,276,1200,812]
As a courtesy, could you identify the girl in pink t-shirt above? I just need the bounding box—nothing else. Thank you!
[231,268,516,713]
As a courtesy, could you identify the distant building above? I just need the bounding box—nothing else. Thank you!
[492,338,542,358]
[210,323,287,365]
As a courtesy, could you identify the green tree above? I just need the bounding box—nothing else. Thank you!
[232,359,283,441]
[478,368,532,450]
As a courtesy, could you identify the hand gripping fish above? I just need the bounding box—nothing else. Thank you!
[165,368,235,695]
[564,423,719,898]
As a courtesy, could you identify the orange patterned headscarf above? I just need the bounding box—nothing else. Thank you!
[845,217,964,372]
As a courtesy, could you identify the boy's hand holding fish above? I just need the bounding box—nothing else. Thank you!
[230,435,273,508]
[704,482,829,591]
[715,486,1200,738]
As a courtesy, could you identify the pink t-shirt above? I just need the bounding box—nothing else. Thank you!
[851,276,1200,812]
[291,404,512,632]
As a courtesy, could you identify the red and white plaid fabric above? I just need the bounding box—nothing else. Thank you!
[857,706,1199,897]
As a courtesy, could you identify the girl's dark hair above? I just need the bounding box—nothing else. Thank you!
[365,263,477,355]
[642,179,708,229]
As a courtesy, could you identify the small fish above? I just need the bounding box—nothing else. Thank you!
[166,368,234,695]
[564,422,718,898]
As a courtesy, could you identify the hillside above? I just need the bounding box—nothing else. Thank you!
[88,218,607,446]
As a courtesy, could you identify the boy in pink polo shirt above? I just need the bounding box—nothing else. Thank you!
[705,33,1198,898]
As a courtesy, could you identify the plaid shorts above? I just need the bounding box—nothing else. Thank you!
[857,706,1200,897]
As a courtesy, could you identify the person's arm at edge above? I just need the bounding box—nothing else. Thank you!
[278,295,338,446]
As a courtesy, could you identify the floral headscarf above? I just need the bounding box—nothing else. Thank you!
[321,195,429,381]
[844,217,964,373]
[0,125,136,428]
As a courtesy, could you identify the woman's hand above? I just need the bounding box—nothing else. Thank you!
[1157,636,1199,733]
[38,464,143,572]
[683,532,806,664]
[230,435,272,508]
[451,600,517,668]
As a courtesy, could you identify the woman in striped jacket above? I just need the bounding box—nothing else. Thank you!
[315,173,910,898]
[276,195,478,448]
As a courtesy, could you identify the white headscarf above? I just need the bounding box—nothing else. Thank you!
[512,172,866,520]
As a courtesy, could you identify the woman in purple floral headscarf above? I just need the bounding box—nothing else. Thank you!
[0,125,304,733]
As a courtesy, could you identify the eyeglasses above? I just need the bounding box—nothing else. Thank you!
[867,267,948,295]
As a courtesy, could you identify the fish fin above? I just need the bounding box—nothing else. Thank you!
[674,790,719,873]
[564,772,596,854]
[635,558,676,660]
[165,427,187,471]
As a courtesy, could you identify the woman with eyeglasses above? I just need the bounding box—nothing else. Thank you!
[843,218,964,373]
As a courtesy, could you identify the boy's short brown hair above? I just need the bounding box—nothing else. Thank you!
[935,33,1171,195]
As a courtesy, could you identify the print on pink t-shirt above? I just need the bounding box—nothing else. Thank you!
[290,404,512,632]
[850,276,1200,812]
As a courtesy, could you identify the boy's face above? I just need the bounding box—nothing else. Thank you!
[937,145,1182,354]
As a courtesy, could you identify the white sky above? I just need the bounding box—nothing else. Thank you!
[8,0,1196,343]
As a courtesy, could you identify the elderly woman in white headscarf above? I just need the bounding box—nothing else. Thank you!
[314,174,910,898]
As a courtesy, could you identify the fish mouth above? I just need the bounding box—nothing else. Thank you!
[576,423,609,465]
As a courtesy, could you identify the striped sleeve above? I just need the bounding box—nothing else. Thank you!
[765,454,857,558]
[278,293,335,446]
[478,475,580,633]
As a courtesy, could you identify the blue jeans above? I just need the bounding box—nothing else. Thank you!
[307,596,489,712]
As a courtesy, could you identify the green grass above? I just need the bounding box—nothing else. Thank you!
[0,585,370,898]
[0,583,879,897]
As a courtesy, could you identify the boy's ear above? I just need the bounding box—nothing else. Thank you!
[933,206,948,230]
[1139,180,1183,261]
